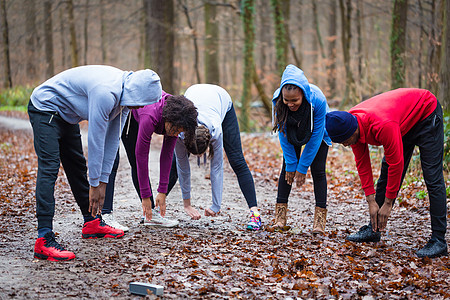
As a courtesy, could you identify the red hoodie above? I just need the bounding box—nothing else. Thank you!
[349,88,437,199]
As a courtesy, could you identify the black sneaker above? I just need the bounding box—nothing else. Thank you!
[346,225,381,243]
[416,237,448,258]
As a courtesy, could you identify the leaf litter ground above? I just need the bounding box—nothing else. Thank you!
[0,112,449,299]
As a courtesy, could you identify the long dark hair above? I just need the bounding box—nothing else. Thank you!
[184,125,214,158]
[162,95,198,142]
[272,84,302,134]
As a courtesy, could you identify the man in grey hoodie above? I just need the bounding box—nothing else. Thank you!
[28,65,162,261]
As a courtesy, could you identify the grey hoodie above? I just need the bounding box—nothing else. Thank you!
[30,65,162,186]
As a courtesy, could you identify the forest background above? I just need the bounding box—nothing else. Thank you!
[2,0,449,169]
[1,0,450,118]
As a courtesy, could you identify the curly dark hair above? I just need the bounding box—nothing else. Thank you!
[184,125,214,158]
[162,95,198,142]
[272,84,302,134]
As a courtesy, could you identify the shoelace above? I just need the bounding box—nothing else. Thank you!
[45,234,66,251]
[99,219,112,228]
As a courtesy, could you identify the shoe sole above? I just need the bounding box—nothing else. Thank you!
[81,232,125,239]
[246,225,261,231]
[346,238,381,243]
[34,252,75,261]
[143,222,179,228]
[416,250,448,258]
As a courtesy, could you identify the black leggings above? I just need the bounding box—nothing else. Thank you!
[276,141,329,208]
[103,113,155,214]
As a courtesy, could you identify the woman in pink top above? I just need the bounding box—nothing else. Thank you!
[103,91,197,228]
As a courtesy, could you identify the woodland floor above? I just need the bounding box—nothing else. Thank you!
[0,111,449,299]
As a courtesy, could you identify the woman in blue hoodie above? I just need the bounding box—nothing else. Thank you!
[272,65,331,234]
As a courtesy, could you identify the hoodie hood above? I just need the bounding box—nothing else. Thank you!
[121,69,162,107]
[272,64,312,105]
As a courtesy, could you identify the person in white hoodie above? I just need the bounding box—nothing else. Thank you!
[28,65,162,261]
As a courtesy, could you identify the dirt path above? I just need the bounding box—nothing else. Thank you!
[0,115,448,299]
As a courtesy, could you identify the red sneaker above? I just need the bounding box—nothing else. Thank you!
[82,218,125,239]
[34,232,76,261]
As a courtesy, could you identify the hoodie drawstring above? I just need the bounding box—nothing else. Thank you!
[125,112,132,137]
[119,107,123,141]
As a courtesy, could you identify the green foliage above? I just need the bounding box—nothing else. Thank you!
[443,112,450,172]
[0,85,33,107]
[415,190,427,200]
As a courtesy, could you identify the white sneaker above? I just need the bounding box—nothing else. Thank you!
[102,213,130,232]
[141,209,179,227]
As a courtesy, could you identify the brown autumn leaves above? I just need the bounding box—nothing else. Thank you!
[0,112,449,299]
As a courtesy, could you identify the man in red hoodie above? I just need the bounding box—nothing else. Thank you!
[326,88,447,258]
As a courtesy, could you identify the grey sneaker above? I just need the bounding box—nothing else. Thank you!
[102,213,129,232]
[141,209,179,227]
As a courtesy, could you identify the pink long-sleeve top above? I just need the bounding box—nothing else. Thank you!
[133,91,177,198]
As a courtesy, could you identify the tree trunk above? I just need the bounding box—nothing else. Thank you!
[0,0,11,88]
[390,0,408,89]
[426,0,443,95]
[67,0,79,67]
[180,0,201,83]
[59,5,66,68]
[44,0,54,78]
[204,1,220,84]
[440,0,450,111]
[144,0,175,93]
[356,0,363,80]
[327,0,337,99]
[252,64,272,115]
[418,0,424,88]
[270,0,288,76]
[296,0,304,67]
[312,0,325,59]
[84,0,89,65]
[339,0,356,108]
[241,0,256,131]
[100,0,107,63]
[24,0,38,82]
[258,0,270,71]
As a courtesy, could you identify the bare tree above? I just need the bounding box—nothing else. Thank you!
[59,4,66,68]
[144,0,175,93]
[270,0,288,76]
[0,0,11,88]
[339,0,356,107]
[179,0,201,83]
[204,1,220,84]
[44,0,54,78]
[417,0,425,87]
[241,0,256,131]
[100,0,107,63]
[390,0,408,89]
[312,0,325,59]
[84,0,89,65]
[24,0,38,81]
[440,0,449,111]
[327,0,337,99]
[425,0,443,95]
[67,0,79,67]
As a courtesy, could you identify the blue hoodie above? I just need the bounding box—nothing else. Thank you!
[272,64,331,174]
[30,65,162,186]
